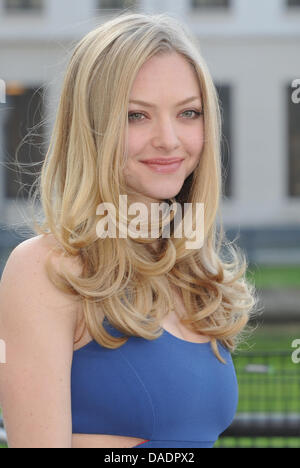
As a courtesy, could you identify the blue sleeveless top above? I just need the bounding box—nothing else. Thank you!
[71,318,238,448]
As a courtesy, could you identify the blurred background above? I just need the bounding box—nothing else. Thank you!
[0,0,299,448]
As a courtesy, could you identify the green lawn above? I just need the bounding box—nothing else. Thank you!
[233,323,300,413]
[215,322,300,448]
[215,437,300,448]
[236,322,300,353]
[246,264,300,289]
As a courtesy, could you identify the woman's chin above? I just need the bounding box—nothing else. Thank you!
[140,186,182,203]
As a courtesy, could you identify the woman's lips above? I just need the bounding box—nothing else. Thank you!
[141,160,183,174]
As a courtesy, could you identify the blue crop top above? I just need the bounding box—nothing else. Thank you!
[71,318,238,448]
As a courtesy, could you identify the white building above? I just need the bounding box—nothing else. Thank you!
[0,0,299,264]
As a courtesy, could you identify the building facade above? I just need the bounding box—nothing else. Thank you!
[0,0,299,264]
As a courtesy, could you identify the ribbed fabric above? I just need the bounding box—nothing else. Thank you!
[71,318,238,448]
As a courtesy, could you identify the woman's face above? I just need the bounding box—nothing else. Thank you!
[124,51,204,204]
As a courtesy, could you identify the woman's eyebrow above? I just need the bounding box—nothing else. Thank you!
[129,96,201,108]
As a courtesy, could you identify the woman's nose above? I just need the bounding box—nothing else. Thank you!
[151,117,181,152]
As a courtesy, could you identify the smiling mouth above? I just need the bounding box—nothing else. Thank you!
[141,160,183,174]
[141,158,184,164]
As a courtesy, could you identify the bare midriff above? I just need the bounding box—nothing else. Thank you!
[72,433,148,448]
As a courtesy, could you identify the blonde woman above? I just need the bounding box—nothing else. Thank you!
[0,12,258,448]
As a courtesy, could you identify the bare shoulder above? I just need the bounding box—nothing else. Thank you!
[0,233,83,343]
[16,233,83,275]
[0,233,83,447]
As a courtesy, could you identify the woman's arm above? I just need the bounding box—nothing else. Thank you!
[0,236,78,448]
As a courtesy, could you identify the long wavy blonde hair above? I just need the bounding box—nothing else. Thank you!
[24,12,259,364]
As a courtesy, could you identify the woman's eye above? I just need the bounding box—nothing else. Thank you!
[181,110,201,119]
[128,112,145,122]
[128,109,202,122]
